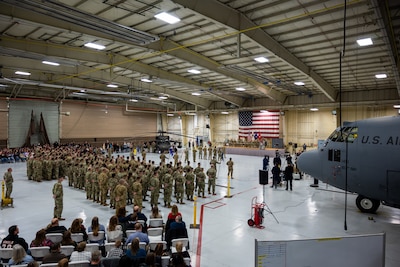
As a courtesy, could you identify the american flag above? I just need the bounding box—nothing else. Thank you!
[238,111,280,139]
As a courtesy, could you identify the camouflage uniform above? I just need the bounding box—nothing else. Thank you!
[98,168,109,206]
[149,172,160,208]
[196,168,206,198]
[207,166,217,195]
[3,169,13,198]
[227,158,234,178]
[175,170,185,204]
[52,178,64,219]
[163,169,173,208]
[132,177,143,209]
[114,180,127,214]
[192,147,197,163]
[185,168,195,201]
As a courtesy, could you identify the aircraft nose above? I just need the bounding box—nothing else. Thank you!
[297,150,322,179]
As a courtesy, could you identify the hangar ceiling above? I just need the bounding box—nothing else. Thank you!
[0,0,399,113]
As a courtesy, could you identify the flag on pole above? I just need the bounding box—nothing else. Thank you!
[238,111,280,139]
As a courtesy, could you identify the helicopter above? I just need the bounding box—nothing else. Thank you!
[297,116,400,213]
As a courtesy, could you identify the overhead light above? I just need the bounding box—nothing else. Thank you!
[154,12,181,24]
[15,71,31,76]
[42,61,60,66]
[260,110,269,113]
[393,105,400,109]
[310,107,319,111]
[167,113,174,117]
[141,78,153,83]
[84,42,106,50]
[357,38,373,46]
[129,99,138,102]
[294,81,305,86]
[221,111,229,114]
[375,74,387,79]
[235,87,246,91]
[188,69,201,74]
[107,84,118,88]
[254,57,269,63]
[191,92,201,96]
[159,96,168,100]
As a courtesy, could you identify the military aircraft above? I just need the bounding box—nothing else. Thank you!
[297,116,400,213]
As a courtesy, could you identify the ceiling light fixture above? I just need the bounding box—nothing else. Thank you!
[375,74,387,79]
[15,71,31,76]
[42,61,60,66]
[357,38,373,46]
[294,81,305,86]
[188,69,201,74]
[129,99,138,102]
[159,96,168,100]
[84,42,106,50]
[310,107,319,111]
[167,113,174,117]
[254,57,269,63]
[393,105,400,109]
[235,87,246,91]
[221,111,229,114]
[154,12,181,24]
[191,92,201,96]
[141,78,153,83]
[107,84,118,88]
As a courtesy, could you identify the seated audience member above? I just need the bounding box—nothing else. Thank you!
[45,218,68,234]
[30,229,54,247]
[60,230,77,249]
[106,240,124,258]
[106,216,123,242]
[89,250,102,267]
[154,243,168,266]
[87,216,106,245]
[125,223,150,245]
[1,225,29,252]
[69,218,88,242]
[27,261,39,267]
[170,241,190,267]
[165,222,188,250]
[145,252,156,267]
[165,205,182,234]
[8,244,34,265]
[58,258,69,267]
[169,215,186,230]
[41,242,68,264]
[116,207,131,234]
[69,242,91,262]
[132,205,148,223]
[125,238,146,261]
[149,206,162,219]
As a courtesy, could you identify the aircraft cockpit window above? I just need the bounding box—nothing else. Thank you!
[328,127,358,143]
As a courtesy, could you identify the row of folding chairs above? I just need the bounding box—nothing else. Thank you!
[8,260,89,267]
[45,231,105,244]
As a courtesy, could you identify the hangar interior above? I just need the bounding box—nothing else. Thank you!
[0,1,400,267]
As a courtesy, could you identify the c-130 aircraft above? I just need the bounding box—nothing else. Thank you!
[297,116,400,213]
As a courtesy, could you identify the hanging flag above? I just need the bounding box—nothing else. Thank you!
[39,112,51,145]
[238,111,280,139]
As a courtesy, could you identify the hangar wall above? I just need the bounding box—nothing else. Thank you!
[0,98,398,149]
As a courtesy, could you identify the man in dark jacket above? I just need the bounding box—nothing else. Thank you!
[0,225,29,251]
[41,242,67,264]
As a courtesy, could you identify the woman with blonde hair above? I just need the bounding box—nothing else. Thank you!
[8,244,34,265]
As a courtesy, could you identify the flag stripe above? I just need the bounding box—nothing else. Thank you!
[238,111,280,139]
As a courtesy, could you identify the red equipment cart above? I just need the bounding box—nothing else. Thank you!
[248,196,265,229]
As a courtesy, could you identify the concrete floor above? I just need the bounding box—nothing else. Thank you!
[1,151,399,267]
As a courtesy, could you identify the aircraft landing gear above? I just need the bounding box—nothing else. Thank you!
[356,195,380,213]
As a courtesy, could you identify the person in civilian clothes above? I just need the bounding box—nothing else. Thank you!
[284,163,294,191]
[271,163,281,189]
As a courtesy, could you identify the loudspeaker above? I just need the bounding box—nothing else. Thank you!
[259,170,268,185]
[206,124,210,128]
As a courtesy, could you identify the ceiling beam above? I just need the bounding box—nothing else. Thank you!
[146,38,286,104]
[172,0,337,102]
[0,55,212,109]
[0,37,213,108]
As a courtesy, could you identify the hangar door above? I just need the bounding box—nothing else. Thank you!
[9,100,59,148]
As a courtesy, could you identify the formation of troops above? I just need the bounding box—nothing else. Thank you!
[25,143,228,212]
